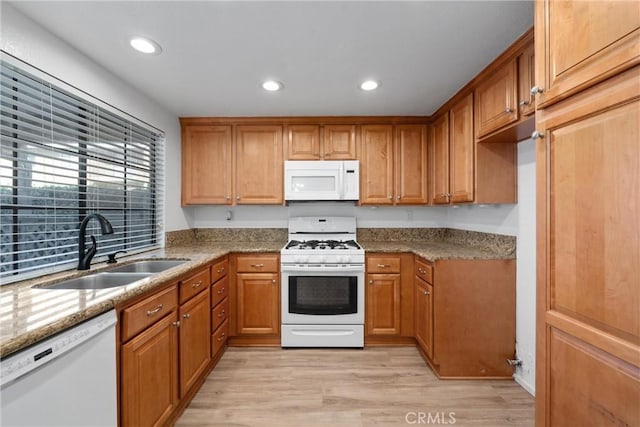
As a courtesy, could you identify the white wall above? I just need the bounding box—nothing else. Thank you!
[0,3,190,233]
[513,138,536,395]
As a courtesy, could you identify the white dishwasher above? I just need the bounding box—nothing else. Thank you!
[1,309,117,427]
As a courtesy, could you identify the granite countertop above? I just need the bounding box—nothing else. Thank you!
[360,241,515,261]
[0,228,515,358]
[0,241,284,358]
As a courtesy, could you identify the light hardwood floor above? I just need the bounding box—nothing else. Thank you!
[176,347,534,427]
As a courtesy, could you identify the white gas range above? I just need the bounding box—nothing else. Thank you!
[280,217,365,348]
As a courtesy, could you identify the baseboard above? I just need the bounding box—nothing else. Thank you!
[514,373,535,396]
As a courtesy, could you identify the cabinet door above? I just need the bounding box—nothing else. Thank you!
[518,42,535,117]
[449,93,474,203]
[235,125,283,204]
[322,125,357,159]
[535,0,639,108]
[121,313,178,427]
[179,288,211,398]
[395,125,427,204]
[536,68,640,426]
[286,125,320,160]
[430,112,449,204]
[366,273,401,336]
[182,125,232,205]
[360,125,394,204]
[236,273,279,335]
[414,277,433,360]
[475,59,518,138]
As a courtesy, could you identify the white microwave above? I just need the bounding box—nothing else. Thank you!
[284,160,360,201]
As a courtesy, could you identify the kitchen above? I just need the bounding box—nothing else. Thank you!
[0,1,637,427]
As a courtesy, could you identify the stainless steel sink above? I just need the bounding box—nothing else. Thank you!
[107,259,188,273]
[38,272,152,290]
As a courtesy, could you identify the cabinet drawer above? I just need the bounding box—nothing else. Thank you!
[415,259,433,284]
[212,297,229,331]
[211,276,229,307]
[367,256,401,273]
[236,254,279,273]
[121,284,178,342]
[211,319,229,356]
[180,267,210,304]
[211,258,228,283]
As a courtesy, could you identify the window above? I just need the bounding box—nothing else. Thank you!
[0,57,164,284]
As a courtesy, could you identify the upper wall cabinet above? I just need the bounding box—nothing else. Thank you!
[534,0,639,109]
[359,124,428,205]
[235,125,284,205]
[180,121,284,206]
[181,125,232,205]
[430,94,474,204]
[474,58,519,138]
[286,124,356,160]
[517,42,535,117]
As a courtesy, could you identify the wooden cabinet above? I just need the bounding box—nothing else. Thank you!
[365,254,414,342]
[430,93,474,204]
[534,0,639,109]
[181,125,232,205]
[360,125,394,204]
[360,124,427,205]
[475,59,519,138]
[235,125,283,204]
[180,121,283,206]
[449,94,475,203]
[416,259,515,378]
[178,287,211,397]
[323,125,357,159]
[211,256,229,358]
[286,124,357,160]
[232,254,280,338]
[414,267,433,360]
[517,42,535,117]
[120,288,179,427]
[535,66,640,426]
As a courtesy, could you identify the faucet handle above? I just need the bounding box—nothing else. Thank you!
[107,250,127,264]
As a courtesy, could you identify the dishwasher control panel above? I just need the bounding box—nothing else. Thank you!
[0,309,116,387]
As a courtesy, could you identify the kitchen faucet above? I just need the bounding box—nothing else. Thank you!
[77,213,114,270]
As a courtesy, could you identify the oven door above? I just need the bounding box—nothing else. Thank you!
[281,265,364,325]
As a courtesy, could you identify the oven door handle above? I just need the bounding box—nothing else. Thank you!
[281,265,364,273]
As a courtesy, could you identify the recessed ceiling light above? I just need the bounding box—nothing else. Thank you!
[360,80,380,91]
[129,37,162,55]
[261,80,284,92]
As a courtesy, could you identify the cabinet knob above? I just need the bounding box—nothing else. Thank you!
[396,195,401,200]
[183,313,191,319]
[519,100,529,106]
[218,310,225,317]
[218,333,226,341]
[530,86,544,95]
[226,196,230,200]
[531,131,544,140]
[251,263,264,268]
[369,280,373,285]
[388,195,392,200]
[236,196,240,200]
[172,321,181,327]
[505,107,513,113]
[192,280,202,289]
[424,290,430,296]
[218,287,225,294]
[272,279,276,284]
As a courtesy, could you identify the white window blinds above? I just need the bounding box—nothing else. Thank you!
[0,58,164,284]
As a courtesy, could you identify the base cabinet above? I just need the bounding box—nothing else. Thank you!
[179,288,211,397]
[414,257,516,378]
[121,311,179,427]
[230,254,280,343]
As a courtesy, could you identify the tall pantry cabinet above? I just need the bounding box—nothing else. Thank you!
[533,1,639,426]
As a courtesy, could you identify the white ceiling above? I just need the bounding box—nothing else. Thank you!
[9,1,533,117]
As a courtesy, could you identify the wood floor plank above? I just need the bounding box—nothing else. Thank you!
[176,347,533,426]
